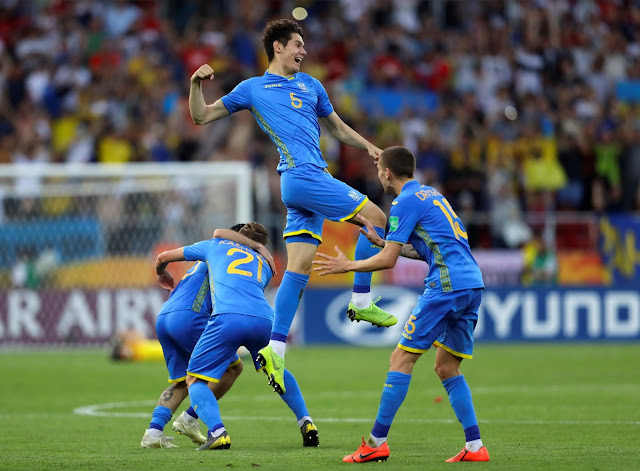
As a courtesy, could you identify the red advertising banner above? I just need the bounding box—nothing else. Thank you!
[0,289,169,346]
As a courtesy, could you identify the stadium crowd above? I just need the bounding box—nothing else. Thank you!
[1,0,639,251]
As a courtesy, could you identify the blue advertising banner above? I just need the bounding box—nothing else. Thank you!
[300,287,640,345]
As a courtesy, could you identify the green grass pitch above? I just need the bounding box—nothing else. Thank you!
[1,344,639,470]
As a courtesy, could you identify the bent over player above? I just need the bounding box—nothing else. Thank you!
[188,19,397,394]
[141,224,270,448]
[314,147,490,463]
[155,222,319,450]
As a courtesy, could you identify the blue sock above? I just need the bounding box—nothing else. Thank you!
[272,271,309,337]
[280,369,309,421]
[442,375,481,441]
[149,405,172,431]
[188,381,222,432]
[186,406,198,419]
[370,371,412,439]
[353,226,385,290]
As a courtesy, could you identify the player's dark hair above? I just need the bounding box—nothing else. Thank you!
[240,221,269,246]
[380,146,415,178]
[262,19,304,63]
[230,223,246,232]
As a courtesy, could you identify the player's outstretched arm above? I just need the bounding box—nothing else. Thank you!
[189,64,230,125]
[212,229,277,276]
[320,111,382,163]
[313,242,402,275]
[155,248,186,291]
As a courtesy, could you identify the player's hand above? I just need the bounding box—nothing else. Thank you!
[356,214,385,247]
[157,270,176,292]
[367,145,383,164]
[191,64,214,84]
[312,246,351,275]
[257,246,277,276]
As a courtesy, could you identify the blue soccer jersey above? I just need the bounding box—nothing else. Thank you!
[386,180,484,293]
[220,71,334,173]
[160,260,211,316]
[183,239,273,320]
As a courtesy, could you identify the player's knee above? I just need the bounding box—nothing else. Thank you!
[186,374,199,387]
[433,362,458,381]
[389,347,419,374]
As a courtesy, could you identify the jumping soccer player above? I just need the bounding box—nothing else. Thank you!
[155,222,319,450]
[313,146,490,463]
[188,18,397,395]
[141,224,273,448]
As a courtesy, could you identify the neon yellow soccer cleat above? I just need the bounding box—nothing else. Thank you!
[347,297,398,328]
[256,345,286,394]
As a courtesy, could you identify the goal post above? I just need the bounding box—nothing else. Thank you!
[0,162,252,347]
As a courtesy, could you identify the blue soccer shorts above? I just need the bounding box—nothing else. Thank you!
[280,164,368,243]
[187,313,273,383]
[398,288,483,359]
[156,309,208,383]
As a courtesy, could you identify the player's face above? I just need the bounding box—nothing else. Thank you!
[280,33,306,74]
[377,160,396,196]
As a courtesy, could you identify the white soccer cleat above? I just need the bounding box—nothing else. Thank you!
[172,412,207,444]
[140,429,178,448]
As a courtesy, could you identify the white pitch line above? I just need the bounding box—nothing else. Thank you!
[72,400,640,426]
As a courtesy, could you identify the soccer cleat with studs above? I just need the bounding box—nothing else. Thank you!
[300,420,319,447]
[343,437,390,463]
[445,446,490,462]
[256,345,286,395]
[197,431,231,450]
[347,297,398,328]
[140,429,178,448]
[172,411,206,444]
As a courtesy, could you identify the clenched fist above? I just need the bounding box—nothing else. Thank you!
[191,64,215,83]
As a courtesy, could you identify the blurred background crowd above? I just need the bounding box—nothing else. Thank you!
[1,0,639,259]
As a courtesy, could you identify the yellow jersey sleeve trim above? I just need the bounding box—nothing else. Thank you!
[283,229,323,243]
[229,357,242,367]
[339,197,369,222]
[168,376,186,384]
[433,340,473,359]
[187,372,220,383]
[387,240,404,246]
[397,343,428,354]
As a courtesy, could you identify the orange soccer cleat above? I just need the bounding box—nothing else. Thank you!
[445,446,490,462]
[343,437,390,463]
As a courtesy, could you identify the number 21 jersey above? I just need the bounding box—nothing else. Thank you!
[183,239,273,320]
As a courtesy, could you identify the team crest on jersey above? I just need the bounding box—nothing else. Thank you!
[348,190,361,202]
[296,81,308,92]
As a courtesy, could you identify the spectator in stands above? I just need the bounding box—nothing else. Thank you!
[0,0,638,260]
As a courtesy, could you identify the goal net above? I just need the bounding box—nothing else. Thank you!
[0,162,252,348]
